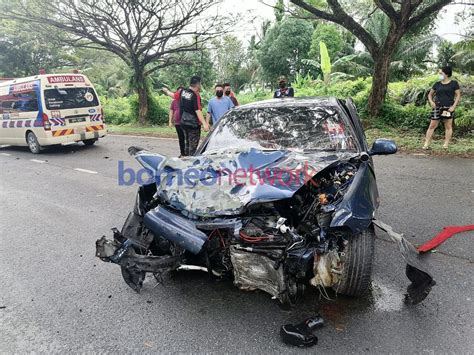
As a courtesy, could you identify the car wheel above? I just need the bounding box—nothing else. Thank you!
[26,131,41,154]
[83,139,97,146]
[333,227,375,297]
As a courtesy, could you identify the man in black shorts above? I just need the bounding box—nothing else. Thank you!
[179,76,209,156]
[423,66,461,149]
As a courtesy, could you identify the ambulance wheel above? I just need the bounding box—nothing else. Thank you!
[26,131,41,154]
[83,139,97,146]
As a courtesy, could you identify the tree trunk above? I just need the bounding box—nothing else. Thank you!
[134,67,149,126]
[367,53,392,118]
[137,85,149,126]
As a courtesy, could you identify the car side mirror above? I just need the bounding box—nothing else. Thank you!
[368,138,397,156]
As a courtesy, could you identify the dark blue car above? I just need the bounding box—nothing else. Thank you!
[96,97,397,306]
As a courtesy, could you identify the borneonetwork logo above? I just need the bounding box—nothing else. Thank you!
[118,161,319,187]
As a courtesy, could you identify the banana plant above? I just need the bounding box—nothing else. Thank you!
[319,41,331,85]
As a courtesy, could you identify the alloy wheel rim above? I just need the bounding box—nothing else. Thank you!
[28,134,38,151]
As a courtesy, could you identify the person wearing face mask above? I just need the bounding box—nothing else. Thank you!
[423,66,461,149]
[223,83,239,106]
[274,76,294,98]
[206,84,234,126]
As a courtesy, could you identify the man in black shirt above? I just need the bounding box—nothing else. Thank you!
[179,76,209,156]
[424,66,461,149]
[274,76,294,98]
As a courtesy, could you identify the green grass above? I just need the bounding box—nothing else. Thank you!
[365,127,474,157]
[108,124,474,157]
[108,124,178,137]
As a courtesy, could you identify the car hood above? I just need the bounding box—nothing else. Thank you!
[130,146,357,217]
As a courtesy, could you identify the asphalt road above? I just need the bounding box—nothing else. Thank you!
[1,135,473,353]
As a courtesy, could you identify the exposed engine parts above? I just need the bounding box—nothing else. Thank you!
[96,153,435,307]
[97,161,362,305]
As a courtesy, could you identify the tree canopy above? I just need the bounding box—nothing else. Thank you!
[257,17,314,83]
[289,0,453,116]
[0,0,229,124]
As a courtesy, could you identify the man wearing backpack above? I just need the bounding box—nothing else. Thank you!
[179,76,209,156]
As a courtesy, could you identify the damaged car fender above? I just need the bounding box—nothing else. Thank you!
[330,161,379,234]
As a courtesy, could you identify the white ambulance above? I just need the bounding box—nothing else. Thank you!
[0,73,107,153]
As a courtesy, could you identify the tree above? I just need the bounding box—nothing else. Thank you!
[437,40,456,68]
[212,35,248,90]
[156,46,216,91]
[257,17,314,83]
[74,49,132,98]
[0,20,74,77]
[290,0,453,117]
[1,0,228,125]
[275,0,285,22]
[308,23,344,61]
[451,35,474,74]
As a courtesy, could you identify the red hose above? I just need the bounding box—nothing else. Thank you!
[417,225,474,253]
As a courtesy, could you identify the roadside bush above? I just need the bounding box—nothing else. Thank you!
[101,73,472,133]
[101,96,133,125]
[377,102,429,131]
[238,90,273,105]
[130,94,169,125]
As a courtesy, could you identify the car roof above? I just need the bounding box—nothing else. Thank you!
[234,96,341,110]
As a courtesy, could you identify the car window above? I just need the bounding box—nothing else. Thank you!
[205,106,359,153]
[44,87,99,110]
[0,90,38,113]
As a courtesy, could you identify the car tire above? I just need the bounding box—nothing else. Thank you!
[26,131,41,154]
[83,139,97,146]
[333,227,375,297]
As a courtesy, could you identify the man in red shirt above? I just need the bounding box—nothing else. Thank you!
[168,86,185,157]
[223,83,239,106]
[179,76,209,156]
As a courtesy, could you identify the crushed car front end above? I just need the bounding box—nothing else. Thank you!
[97,97,434,306]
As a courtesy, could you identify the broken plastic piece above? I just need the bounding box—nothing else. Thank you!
[280,315,324,347]
[372,219,436,305]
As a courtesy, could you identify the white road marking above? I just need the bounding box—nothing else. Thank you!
[74,168,98,174]
[30,159,46,163]
[108,134,178,141]
[0,152,11,156]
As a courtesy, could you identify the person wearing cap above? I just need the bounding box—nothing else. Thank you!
[274,77,294,98]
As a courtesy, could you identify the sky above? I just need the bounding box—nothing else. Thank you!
[221,0,472,46]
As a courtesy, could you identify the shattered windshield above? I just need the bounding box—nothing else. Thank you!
[206,106,359,153]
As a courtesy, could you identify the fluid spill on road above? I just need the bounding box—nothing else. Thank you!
[370,281,404,312]
[314,280,405,331]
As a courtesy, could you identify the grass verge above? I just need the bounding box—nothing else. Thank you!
[365,127,473,157]
[108,124,474,158]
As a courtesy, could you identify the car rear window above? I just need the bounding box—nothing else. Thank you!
[44,87,99,110]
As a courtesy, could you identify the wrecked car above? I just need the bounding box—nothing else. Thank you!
[96,97,429,306]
